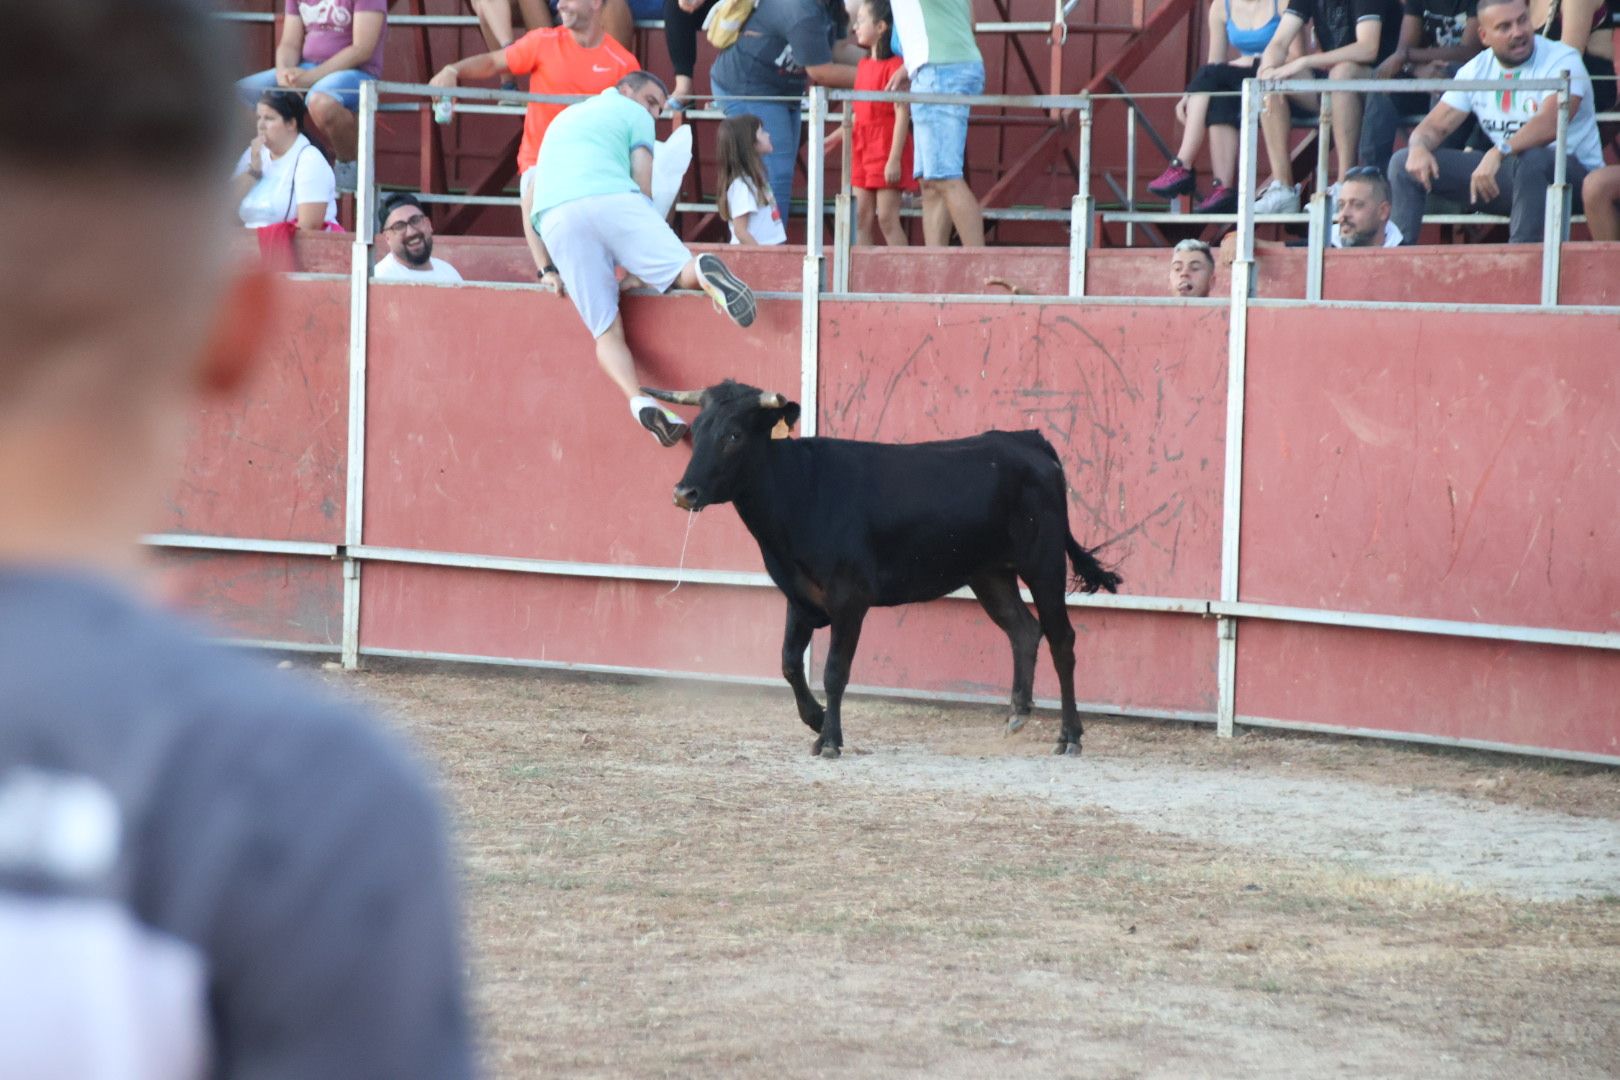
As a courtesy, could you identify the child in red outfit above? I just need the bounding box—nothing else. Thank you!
[838,0,914,246]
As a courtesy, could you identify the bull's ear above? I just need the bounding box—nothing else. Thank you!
[767,399,800,437]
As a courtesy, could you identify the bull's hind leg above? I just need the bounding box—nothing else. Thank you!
[969,570,1041,734]
[782,603,824,735]
[1022,562,1083,756]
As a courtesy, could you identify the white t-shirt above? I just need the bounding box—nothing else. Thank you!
[1441,38,1603,171]
[374,254,464,283]
[725,177,787,246]
[234,134,339,229]
[1332,220,1402,247]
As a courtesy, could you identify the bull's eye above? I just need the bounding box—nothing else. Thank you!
[726,432,741,445]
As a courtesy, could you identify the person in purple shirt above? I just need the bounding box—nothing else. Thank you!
[237,0,390,187]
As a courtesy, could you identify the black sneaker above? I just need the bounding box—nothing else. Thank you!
[696,253,756,328]
[638,405,689,447]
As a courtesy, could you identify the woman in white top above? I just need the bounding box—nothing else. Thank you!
[231,91,339,231]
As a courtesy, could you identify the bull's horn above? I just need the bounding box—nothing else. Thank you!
[641,386,704,406]
[758,392,786,408]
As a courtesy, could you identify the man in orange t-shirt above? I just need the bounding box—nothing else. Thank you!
[430,0,638,290]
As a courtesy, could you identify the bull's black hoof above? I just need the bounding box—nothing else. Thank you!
[819,743,842,760]
[803,708,825,734]
[1006,713,1029,735]
[1053,740,1080,756]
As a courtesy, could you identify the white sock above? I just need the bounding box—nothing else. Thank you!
[628,394,663,420]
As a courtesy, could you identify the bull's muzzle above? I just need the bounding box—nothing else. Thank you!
[673,485,700,510]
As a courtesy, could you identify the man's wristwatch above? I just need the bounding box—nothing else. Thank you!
[1499,142,1515,158]
[538,264,559,278]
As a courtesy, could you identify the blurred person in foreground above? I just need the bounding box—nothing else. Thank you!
[0,2,475,1078]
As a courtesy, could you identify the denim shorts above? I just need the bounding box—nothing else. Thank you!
[910,61,983,181]
[237,64,376,112]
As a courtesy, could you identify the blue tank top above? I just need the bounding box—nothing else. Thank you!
[1226,0,1282,57]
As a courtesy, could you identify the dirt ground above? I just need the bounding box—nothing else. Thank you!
[315,660,1620,1079]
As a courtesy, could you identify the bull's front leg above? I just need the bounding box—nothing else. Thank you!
[814,606,867,760]
[781,603,824,735]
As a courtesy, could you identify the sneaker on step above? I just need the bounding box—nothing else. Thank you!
[1253,179,1300,214]
[333,159,358,193]
[696,252,756,328]
[1194,181,1238,214]
[1147,160,1196,198]
[638,405,690,447]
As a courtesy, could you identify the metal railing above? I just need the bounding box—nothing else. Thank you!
[365,74,1604,305]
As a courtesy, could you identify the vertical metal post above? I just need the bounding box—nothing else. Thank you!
[1125,106,1137,247]
[1540,75,1570,306]
[800,85,825,436]
[1315,91,1332,197]
[833,96,853,293]
[1217,79,1261,738]
[1069,98,1094,297]
[1305,190,1328,301]
[801,86,828,687]
[807,86,827,257]
[341,79,378,670]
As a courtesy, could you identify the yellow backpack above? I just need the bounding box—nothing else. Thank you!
[702,0,758,50]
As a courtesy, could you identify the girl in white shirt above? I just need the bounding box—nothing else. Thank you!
[231,91,339,232]
[716,115,787,246]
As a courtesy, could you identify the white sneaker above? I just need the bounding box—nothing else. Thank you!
[1253,179,1301,214]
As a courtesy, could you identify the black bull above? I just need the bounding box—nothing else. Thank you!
[646,380,1122,758]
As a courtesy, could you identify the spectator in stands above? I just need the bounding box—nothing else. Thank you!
[718,115,789,244]
[1359,0,1481,173]
[375,194,466,282]
[888,0,987,246]
[232,91,340,232]
[664,0,720,106]
[0,2,474,1077]
[430,0,639,294]
[1169,238,1217,295]
[468,0,639,59]
[236,0,388,191]
[1334,164,1404,242]
[1527,0,1616,111]
[1390,0,1603,242]
[1254,0,1405,212]
[825,0,916,244]
[533,74,758,446]
[711,0,862,218]
[1151,0,1301,214]
[1582,163,1620,237]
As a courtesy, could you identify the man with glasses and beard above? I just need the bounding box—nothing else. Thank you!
[375,193,465,283]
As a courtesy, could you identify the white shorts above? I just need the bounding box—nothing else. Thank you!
[538,192,693,339]
[520,166,537,199]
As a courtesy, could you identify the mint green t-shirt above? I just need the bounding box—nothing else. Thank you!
[891,0,981,70]
[531,88,656,224]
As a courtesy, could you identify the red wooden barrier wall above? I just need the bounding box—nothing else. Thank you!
[156,257,1620,760]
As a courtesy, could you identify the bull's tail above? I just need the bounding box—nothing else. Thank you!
[1066,535,1122,595]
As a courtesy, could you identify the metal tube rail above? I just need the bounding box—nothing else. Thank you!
[140,537,1620,654]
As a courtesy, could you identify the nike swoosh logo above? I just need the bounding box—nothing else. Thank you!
[592,65,612,72]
